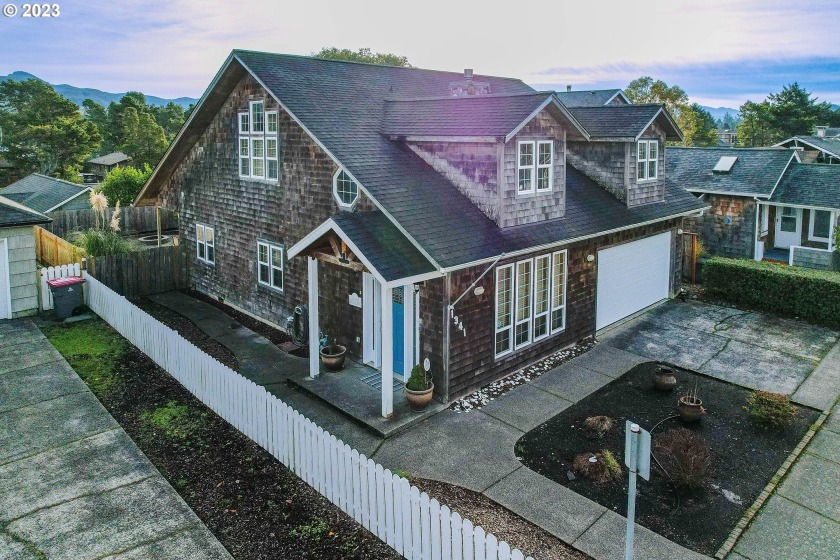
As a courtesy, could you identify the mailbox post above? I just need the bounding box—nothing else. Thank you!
[624,421,651,560]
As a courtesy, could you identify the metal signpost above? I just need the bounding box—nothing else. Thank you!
[624,421,651,560]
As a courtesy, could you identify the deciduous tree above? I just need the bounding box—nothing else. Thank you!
[313,47,412,67]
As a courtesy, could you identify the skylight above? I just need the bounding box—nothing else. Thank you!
[713,156,738,173]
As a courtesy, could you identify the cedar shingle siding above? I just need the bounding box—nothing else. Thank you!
[684,194,756,259]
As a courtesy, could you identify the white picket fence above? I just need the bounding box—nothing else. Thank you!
[39,262,83,311]
[80,270,534,560]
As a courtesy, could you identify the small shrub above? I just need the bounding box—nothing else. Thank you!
[654,427,712,489]
[73,229,133,257]
[141,401,207,441]
[289,519,329,541]
[573,452,621,483]
[406,363,429,391]
[583,415,614,438]
[393,469,411,480]
[745,391,798,429]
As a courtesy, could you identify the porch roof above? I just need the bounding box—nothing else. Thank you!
[768,163,840,211]
[288,211,438,284]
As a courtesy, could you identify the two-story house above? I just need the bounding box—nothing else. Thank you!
[134,50,705,419]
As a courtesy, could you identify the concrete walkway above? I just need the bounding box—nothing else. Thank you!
[0,318,232,560]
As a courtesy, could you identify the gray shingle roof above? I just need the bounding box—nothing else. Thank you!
[331,212,435,281]
[1,173,91,213]
[88,152,130,166]
[382,92,552,137]
[555,89,626,107]
[0,195,51,227]
[567,105,679,140]
[778,136,840,159]
[769,164,840,210]
[666,147,795,197]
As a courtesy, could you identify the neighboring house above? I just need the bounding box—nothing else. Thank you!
[0,195,51,319]
[554,87,630,107]
[672,146,840,269]
[86,152,132,176]
[0,157,22,188]
[134,50,704,417]
[775,126,840,164]
[716,129,737,146]
[1,173,92,214]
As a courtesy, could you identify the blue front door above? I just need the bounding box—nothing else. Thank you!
[392,287,404,376]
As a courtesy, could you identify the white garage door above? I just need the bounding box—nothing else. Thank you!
[596,232,672,330]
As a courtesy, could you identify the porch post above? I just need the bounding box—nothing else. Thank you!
[380,284,394,418]
[308,257,319,379]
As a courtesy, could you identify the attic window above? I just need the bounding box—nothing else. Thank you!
[333,169,359,208]
[713,156,738,173]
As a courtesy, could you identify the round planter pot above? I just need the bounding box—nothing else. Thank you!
[319,345,347,371]
[678,396,706,423]
[654,366,677,392]
[405,382,434,412]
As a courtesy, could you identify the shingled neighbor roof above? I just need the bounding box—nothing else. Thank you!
[769,164,840,210]
[554,89,628,107]
[1,173,91,213]
[0,195,51,227]
[382,92,562,138]
[666,147,795,198]
[138,50,700,272]
[776,136,840,159]
[88,152,131,166]
[567,105,681,141]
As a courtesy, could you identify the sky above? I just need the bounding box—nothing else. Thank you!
[2,0,839,110]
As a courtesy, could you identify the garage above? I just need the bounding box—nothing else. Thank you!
[596,231,672,330]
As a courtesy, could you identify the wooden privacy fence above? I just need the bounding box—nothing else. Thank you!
[81,272,535,560]
[45,206,178,238]
[87,245,187,298]
[34,226,87,266]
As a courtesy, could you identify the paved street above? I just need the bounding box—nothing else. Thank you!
[0,318,231,560]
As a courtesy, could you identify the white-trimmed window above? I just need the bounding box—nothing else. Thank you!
[333,169,359,208]
[760,204,769,237]
[196,223,215,265]
[537,141,553,192]
[495,264,514,356]
[551,250,567,333]
[809,209,833,242]
[257,240,284,291]
[238,100,278,181]
[517,141,535,194]
[494,249,568,358]
[637,140,658,181]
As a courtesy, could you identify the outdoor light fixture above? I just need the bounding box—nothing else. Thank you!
[587,254,595,262]
[677,229,684,235]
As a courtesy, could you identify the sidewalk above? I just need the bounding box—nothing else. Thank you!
[0,318,232,560]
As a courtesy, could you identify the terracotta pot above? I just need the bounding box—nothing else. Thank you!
[405,382,434,412]
[654,366,677,392]
[319,345,346,371]
[678,395,706,423]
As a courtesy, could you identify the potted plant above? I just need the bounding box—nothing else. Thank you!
[678,383,706,422]
[405,363,434,412]
[653,365,677,392]
[319,336,347,371]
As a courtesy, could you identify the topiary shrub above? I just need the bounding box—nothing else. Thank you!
[703,257,840,328]
[744,391,798,429]
[653,427,712,489]
[405,363,429,391]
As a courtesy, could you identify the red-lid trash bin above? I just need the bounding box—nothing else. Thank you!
[47,276,86,320]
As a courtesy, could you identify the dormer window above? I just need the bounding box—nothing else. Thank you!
[637,140,658,181]
[333,169,359,208]
[239,100,278,181]
[518,140,553,194]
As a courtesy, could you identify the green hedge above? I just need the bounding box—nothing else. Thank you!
[704,257,840,328]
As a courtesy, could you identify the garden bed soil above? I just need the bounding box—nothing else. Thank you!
[183,289,308,358]
[41,319,399,560]
[134,297,239,370]
[516,362,819,555]
[413,478,591,560]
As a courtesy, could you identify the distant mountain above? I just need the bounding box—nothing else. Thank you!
[698,105,740,122]
[0,71,197,109]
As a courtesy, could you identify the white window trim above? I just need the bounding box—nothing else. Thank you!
[333,168,359,209]
[494,264,514,358]
[551,249,567,334]
[238,101,278,182]
[494,249,569,359]
[536,140,553,192]
[266,110,278,134]
[250,100,265,133]
[250,137,265,179]
[637,139,658,182]
[238,112,249,134]
[266,137,279,181]
[238,137,250,178]
[517,141,535,195]
[808,209,834,243]
[533,254,551,341]
[257,240,284,292]
[196,223,215,265]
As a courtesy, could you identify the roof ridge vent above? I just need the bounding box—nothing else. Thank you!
[713,155,738,173]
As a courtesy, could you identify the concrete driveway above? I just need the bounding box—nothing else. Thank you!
[600,300,840,408]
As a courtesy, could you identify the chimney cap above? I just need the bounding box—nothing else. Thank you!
[464,68,474,80]
[816,125,828,137]
[566,85,572,92]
